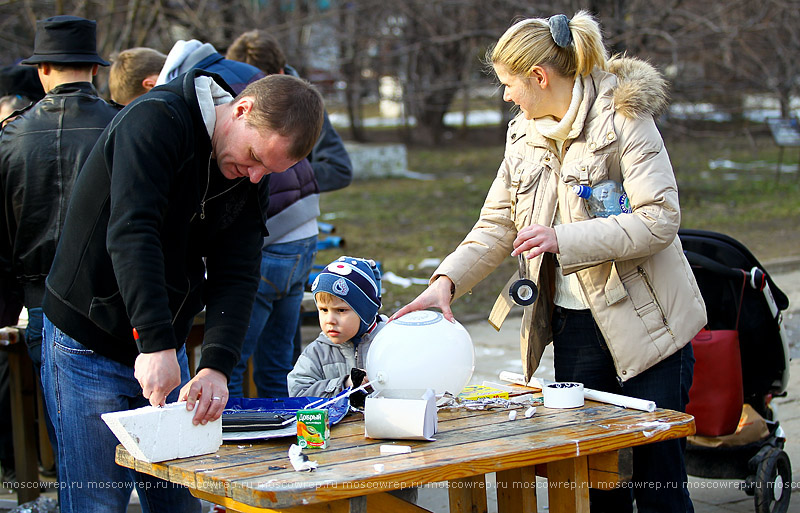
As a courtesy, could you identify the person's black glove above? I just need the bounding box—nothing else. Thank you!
[350,367,367,388]
[349,368,369,409]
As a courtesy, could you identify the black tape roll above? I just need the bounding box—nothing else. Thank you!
[509,278,538,306]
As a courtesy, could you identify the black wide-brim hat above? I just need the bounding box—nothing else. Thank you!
[20,15,109,67]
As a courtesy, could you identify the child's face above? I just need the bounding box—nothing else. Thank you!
[316,295,360,345]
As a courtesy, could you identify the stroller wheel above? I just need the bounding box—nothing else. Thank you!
[754,447,791,513]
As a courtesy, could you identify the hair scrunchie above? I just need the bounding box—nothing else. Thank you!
[548,14,573,48]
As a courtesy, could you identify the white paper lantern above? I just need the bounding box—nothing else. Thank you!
[367,310,474,395]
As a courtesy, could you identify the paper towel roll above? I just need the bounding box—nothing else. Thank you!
[543,382,584,408]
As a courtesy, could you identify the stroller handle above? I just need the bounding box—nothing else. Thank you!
[683,250,766,291]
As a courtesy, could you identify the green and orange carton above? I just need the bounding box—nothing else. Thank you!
[296,409,329,449]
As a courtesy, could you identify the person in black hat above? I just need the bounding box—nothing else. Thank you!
[0,15,120,491]
[0,62,45,485]
[0,65,45,126]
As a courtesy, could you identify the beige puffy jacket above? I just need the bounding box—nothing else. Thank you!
[434,57,707,382]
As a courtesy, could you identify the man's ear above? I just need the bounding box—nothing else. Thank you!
[141,75,157,91]
[91,64,99,76]
[234,97,255,119]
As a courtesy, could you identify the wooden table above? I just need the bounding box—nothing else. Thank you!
[115,393,694,513]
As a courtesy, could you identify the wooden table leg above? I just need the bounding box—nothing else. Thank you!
[547,456,590,513]
[496,466,537,513]
[7,343,40,504]
[448,475,488,513]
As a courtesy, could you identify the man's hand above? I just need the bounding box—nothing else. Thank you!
[390,275,455,322]
[134,349,181,407]
[179,368,228,425]
[511,224,559,259]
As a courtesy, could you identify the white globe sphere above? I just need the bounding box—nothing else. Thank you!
[367,310,475,395]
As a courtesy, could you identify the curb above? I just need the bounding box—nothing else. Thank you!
[764,256,800,275]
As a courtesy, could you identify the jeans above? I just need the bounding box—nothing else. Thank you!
[228,236,317,398]
[41,314,201,513]
[552,306,695,513]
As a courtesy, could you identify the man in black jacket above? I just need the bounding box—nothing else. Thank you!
[41,66,322,511]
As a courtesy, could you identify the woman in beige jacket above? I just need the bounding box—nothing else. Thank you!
[392,11,706,513]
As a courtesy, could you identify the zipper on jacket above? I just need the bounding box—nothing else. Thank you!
[171,276,192,326]
[199,156,246,220]
[637,266,674,336]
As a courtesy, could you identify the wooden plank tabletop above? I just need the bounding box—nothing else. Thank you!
[116,398,695,510]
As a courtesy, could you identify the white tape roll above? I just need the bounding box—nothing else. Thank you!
[543,382,584,409]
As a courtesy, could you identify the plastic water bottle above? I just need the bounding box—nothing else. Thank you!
[572,180,632,218]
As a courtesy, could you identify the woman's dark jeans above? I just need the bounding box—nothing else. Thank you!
[551,306,695,513]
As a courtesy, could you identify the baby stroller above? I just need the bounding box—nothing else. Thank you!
[679,229,792,513]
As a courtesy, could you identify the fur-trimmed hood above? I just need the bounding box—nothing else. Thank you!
[605,55,669,119]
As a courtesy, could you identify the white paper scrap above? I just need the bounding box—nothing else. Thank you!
[288,444,318,472]
[380,444,412,455]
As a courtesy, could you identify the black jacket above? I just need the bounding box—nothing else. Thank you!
[0,82,120,308]
[43,70,269,377]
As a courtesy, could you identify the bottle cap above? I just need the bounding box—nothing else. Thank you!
[572,184,592,199]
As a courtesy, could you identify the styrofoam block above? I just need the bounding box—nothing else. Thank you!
[101,402,222,463]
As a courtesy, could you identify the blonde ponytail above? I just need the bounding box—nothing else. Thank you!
[489,10,607,79]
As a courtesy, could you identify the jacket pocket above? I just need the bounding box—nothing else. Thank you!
[503,155,544,195]
[88,291,130,338]
[561,153,611,186]
[618,264,672,343]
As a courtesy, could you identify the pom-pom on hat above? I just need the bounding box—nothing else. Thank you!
[312,256,381,338]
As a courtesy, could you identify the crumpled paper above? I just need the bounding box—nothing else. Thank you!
[288,444,318,472]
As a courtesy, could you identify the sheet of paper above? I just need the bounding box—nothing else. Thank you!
[364,388,437,440]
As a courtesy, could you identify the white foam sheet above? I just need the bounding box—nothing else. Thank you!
[102,402,222,463]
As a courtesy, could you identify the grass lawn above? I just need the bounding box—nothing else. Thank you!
[317,125,800,321]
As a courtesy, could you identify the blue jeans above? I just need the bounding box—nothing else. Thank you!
[552,306,695,513]
[41,314,201,513]
[228,236,316,398]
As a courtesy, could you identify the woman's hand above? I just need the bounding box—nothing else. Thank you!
[389,276,455,322]
[512,224,559,259]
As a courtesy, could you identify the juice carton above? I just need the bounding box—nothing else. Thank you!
[296,409,329,449]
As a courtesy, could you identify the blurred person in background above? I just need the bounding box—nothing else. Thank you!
[108,47,166,105]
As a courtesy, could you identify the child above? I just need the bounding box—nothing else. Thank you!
[288,256,383,398]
